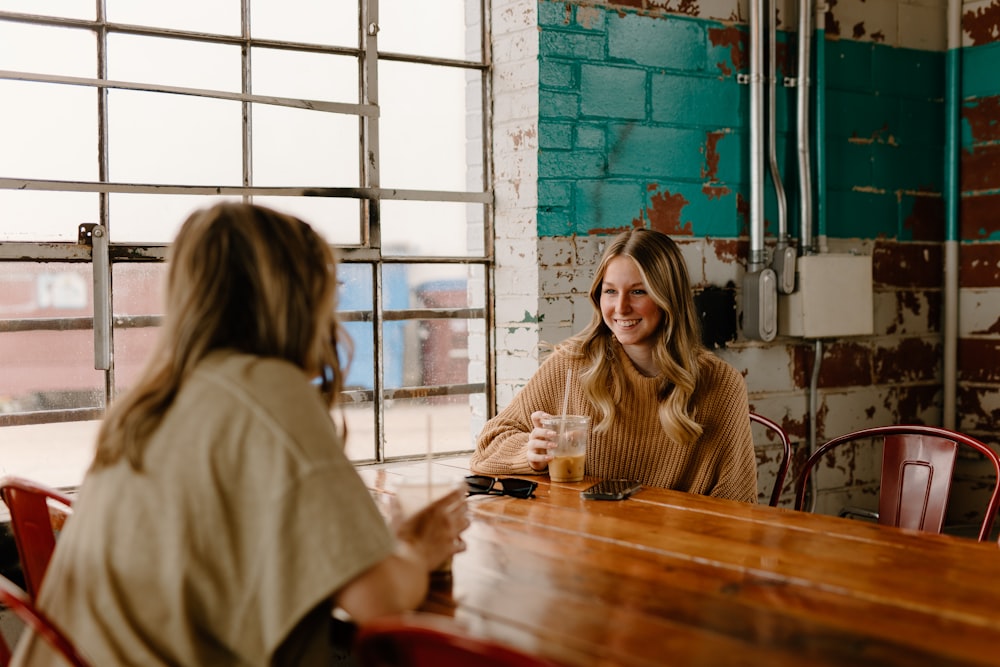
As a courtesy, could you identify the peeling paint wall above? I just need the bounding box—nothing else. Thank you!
[491,0,1000,525]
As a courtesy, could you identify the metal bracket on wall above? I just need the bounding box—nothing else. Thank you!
[79,223,111,370]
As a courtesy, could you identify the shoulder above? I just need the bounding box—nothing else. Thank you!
[697,352,745,387]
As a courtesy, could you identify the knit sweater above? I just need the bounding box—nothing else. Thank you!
[471,344,758,503]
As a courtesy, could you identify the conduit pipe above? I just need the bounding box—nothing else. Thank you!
[743,0,778,341]
[943,0,961,429]
[796,0,815,254]
[814,0,828,252]
[769,0,796,294]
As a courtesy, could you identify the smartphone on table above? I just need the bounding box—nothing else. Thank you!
[581,479,642,500]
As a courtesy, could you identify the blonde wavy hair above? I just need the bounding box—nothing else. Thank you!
[557,228,706,443]
[92,202,350,471]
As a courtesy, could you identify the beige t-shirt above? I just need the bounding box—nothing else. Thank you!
[13,351,394,666]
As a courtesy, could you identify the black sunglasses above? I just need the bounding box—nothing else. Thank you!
[465,475,537,499]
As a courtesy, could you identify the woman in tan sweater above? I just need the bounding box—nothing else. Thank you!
[471,228,758,503]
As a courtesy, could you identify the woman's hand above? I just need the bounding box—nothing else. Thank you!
[394,488,470,572]
[526,410,557,472]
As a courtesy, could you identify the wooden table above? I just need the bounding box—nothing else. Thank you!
[359,460,1000,666]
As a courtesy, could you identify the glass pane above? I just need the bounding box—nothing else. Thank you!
[342,401,375,462]
[250,0,356,48]
[338,263,374,390]
[0,81,98,181]
[252,104,359,187]
[0,262,103,414]
[379,0,480,61]
[382,200,485,257]
[106,0,239,36]
[379,63,481,191]
[251,48,358,104]
[0,21,95,77]
[108,34,240,92]
[253,197,363,246]
[112,263,165,395]
[384,395,481,458]
[0,191,99,242]
[108,90,242,185]
[109,194,239,244]
[0,0,92,20]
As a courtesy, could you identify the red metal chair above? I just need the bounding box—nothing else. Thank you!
[750,412,792,507]
[794,425,1000,542]
[354,613,561,667]
[0,572,92,666]
[0,477,74,600]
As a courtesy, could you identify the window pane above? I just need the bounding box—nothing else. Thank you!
[252,105,359,187]
[112,263,165,394]
[108,90,242,185]
[108,34,241,92]
[379,63,481,191]
[250,0,356,48]
[0,81,97,181]
[106,0,239,36]
[0,262,103,414]
[0,21,95,77]
[342,401,375,462]
[251,48,358,104]
[109,194,238,244]
[0,0,92,20]
[253,197,363,246]
[338,263,374,391]
[384,396,480,458]
[379,0,480,61]
[382,200,485,257]
[0,191,99,242]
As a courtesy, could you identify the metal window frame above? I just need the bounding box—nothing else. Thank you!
[0,0,495,463]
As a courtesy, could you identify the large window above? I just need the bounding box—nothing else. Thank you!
[0,0,493,487]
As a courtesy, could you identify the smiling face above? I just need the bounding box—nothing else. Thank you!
[599,256,665,365]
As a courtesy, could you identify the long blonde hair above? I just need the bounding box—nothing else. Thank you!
[92,202,350,470]
[558,229,706,443]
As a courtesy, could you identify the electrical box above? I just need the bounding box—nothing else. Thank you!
[778,254,874,338]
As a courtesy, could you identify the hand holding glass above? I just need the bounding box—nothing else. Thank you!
[540,415,590,482]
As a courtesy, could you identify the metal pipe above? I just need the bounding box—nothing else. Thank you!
[943,0,961,429]
[749,0,766,271]
[814,0,828,253]
[796,0,814,254]
[768,0,796,294]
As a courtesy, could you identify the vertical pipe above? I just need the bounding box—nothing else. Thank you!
[797,0,814,253]
[749,0,766,271]
[943,0,961,429]
[814,0,828,252]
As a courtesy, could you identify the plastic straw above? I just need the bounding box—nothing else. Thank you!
[426,414,433,503]
[560,368,572,419]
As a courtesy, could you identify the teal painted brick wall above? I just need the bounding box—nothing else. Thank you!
[536,2,949,242]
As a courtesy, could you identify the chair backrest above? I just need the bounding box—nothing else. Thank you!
[354,614,560,667]
[750,412,792,507]
[793,425,1000,542]
[0,573,92,667]
[0,477,74,600]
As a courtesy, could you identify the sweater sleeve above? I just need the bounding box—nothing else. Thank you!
[470,351,573,476]
[699,357,759,503]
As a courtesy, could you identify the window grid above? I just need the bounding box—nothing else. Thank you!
[0,1,493,467]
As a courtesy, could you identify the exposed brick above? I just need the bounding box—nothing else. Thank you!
[963,95,1000,144]
[961,143,1000,192]
[960,241,1000,288]
[960,193,1000,241]
[872,337,941,383]
[871,241,943,288]
[958,337,1000,383]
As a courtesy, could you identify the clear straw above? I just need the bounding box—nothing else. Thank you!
[426,414,433,503]
[560,368,572,419]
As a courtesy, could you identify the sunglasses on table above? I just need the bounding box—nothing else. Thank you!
[465,475,537,499]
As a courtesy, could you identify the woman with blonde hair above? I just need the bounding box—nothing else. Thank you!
[14,202,469,666]
[471,228,757,502]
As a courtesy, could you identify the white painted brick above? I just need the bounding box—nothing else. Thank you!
[493,88,540,124]
[704,239,743,286]
[497,324,541,353]
[492,0,537,37]
[495,294,541,325]
[961,0,991,47]
[831,0,899,45]
[717,342,798,394]
[898,0,946,50]
[676,239,708,286]
[821,386,895,440]
[539,265,577,295]
[959,289,1000,337]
